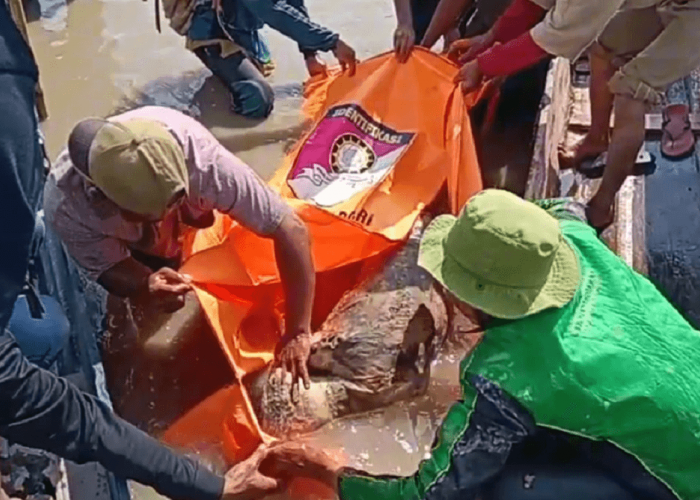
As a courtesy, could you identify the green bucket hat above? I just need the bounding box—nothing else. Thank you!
[418,189,580,319]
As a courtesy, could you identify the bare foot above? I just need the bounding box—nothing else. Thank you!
[305,55,327,77]
[559,133,609,170]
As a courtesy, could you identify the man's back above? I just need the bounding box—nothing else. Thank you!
[467,217,700,499]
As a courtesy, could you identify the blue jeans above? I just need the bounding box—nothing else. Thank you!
[7,212,70,370]
[193,44,274,118]
[189,0,275,118]
[7,294,70,370]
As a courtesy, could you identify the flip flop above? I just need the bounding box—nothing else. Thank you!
[661,103,696,159]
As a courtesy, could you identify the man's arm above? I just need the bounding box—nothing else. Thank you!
[97,257,152,297]
[237,0,356,74]
[203,145,316,387]
[421,0,474,49]
[272,212,315,388]
[98,258,193,312]
[393,0,413,29]
[471,0,548,78]
[238,0,338,52]
[529,0,625,61]
[392,0,415,62]
[0,327,224,500]
[47,215,193,311]
[337,375,536,500]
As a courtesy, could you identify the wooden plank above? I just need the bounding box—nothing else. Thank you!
[544,57,571,194]
[615,176,637,268]
[55,459,72,500]
[569,86,596,129]
[525,57,570,200]
[632,174,648,275]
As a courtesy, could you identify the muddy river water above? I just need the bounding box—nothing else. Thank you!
[24,0,466,497]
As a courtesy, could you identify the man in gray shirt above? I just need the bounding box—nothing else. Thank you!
[44,105,316,390]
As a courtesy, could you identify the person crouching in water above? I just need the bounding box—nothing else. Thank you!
[44,105,316,389]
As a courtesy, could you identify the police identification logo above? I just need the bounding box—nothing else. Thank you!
[288,104,415,207]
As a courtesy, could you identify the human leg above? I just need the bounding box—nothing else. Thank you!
[0,72,41,334]
[410,0,440,43]
[587,95,646,228]
[566,44,617,166]
[588,1,700,228]
[7,294,70,370]
[564,8,663,169]
[194,45,274,118]
[245,0,330,76]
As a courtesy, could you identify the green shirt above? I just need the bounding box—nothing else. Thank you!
[340,198,700,500]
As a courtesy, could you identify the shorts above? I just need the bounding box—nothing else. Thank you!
[598,0,700,103]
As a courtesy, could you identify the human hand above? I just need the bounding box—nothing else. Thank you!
[393,23,415,63]
[453,60,484,95]
[333,39,357,76]
[274,330,312,393]
[1,487,20,500]
[212,0,222,12]
[221,444,280,500]
[147,267,193,313]
[304,55,327,78]
[442,28,461,52]
[446,32,494,64]
[262,441,342,488]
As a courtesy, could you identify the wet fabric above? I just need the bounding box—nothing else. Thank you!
[161,49,485,462]
[338,374,536,500]
[339,374,672,500]
[338,200,676,500]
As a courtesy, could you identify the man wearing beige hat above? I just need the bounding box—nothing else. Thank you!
[44,105,316,389]
[262,189,700,500]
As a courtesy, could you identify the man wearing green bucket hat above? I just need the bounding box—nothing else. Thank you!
[260,188,700,500]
